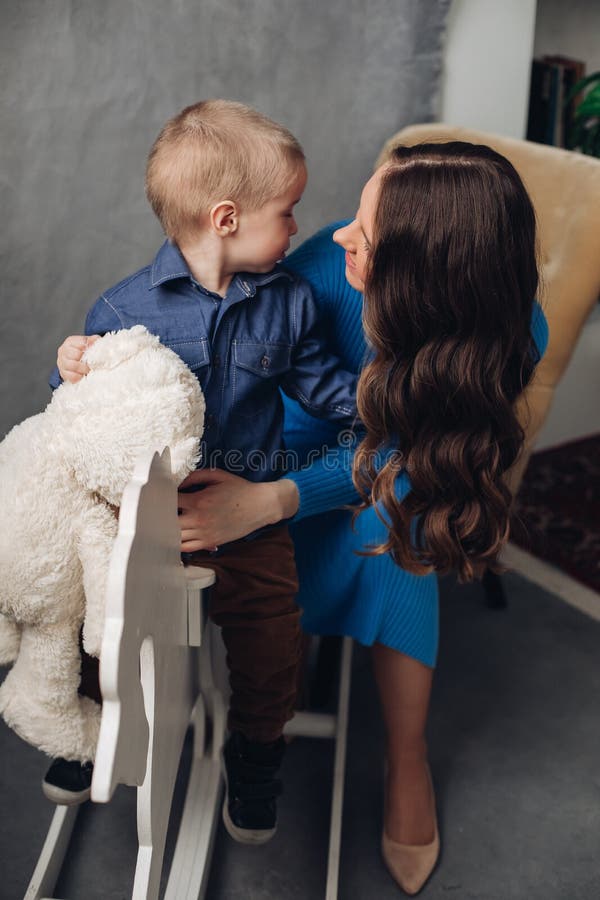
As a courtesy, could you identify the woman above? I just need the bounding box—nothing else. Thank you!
[176,142,547,894]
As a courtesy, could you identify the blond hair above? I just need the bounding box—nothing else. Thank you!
[145,99,305,240]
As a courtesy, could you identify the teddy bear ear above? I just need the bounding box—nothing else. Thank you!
[52,328,205,505]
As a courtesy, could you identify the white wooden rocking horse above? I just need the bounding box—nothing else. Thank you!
[24,448,352,900]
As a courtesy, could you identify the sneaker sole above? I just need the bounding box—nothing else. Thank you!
[41,781,91,806]
[221,759,277,846]
[221,797,277,845]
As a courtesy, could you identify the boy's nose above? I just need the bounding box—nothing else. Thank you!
[289,218,298,236]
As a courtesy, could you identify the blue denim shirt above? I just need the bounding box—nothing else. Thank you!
[49,240,358,482]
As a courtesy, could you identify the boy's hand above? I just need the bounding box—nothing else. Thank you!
[57,334,100,383]
[178,469,299,551]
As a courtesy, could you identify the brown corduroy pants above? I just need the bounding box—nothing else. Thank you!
[186,525,301,743]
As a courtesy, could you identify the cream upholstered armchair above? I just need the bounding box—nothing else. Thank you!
[376,125,600,602]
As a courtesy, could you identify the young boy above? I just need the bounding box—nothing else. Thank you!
[50,100,357,843]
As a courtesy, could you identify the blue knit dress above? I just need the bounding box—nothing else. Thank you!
[281,222,549,668]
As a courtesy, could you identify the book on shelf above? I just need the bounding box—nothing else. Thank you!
[526,55,586,149]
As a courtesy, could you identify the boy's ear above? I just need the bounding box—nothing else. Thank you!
[210,200,239,236]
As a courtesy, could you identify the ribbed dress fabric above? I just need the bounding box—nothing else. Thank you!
[281,222,549,667]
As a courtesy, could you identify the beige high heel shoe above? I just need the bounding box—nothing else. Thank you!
[381,765,440,895]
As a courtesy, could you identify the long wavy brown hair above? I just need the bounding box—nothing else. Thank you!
[353,142,540,581]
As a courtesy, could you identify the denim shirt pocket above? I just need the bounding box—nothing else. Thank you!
[164,338,210,386]
[232,340,291,418]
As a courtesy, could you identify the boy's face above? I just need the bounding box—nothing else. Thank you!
[233,165,307,273]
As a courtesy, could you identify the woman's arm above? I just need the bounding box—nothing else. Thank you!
[531,299,549,360]
[177,447,361,549]
[282,444,359,520]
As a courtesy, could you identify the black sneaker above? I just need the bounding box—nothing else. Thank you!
[42,758,93,806]
[222,731,285,845]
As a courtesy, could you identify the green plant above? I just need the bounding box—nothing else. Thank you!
[565,71,600,157]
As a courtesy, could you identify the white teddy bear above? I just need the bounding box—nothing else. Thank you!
[0,325,205,763]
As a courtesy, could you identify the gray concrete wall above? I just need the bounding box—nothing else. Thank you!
[1,0,450,436]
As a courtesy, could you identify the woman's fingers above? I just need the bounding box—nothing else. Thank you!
[179,467,230,490]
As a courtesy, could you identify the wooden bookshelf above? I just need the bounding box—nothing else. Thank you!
[528,0,599,151]
[526,55,585,149]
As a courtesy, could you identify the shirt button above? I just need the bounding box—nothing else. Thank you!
[205,413,216,428]
[213,355,221,368]
[260,355,270,370]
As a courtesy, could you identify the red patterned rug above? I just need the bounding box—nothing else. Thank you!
[511,434,600,593]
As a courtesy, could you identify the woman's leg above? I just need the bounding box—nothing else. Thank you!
[372,642,435,845]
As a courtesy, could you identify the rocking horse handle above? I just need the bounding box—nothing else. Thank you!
[184,567,215,647]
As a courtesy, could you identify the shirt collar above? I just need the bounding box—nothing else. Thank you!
[150,240,193,287]
[150,240,295,295]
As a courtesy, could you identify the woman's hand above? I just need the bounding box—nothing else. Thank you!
[177,469,300,551]
[57,334,100,383]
